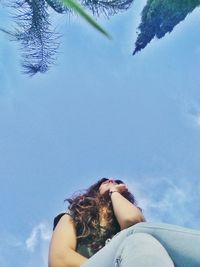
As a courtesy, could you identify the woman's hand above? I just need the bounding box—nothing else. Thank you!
[98,179,146,230]
[99,179,129,196]
[109,184,128,194]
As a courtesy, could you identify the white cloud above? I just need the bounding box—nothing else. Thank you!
[125,175,200,229]
[0,222,52,267]
[25,223,51,252]
[24,222,52,267]
[186,104,200,127]
[194,114,200,126]
[178,97,200,128]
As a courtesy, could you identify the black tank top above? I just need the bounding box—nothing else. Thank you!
[53,209,115,258]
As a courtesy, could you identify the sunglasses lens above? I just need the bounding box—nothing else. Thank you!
[100,178,109,185]
[115,179,124,184]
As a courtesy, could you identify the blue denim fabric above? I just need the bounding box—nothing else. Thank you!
[80,222,200,267]
[114,233,174,267]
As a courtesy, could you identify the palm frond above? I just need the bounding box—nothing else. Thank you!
[62,0,111,38]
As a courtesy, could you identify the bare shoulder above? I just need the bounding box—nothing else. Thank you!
[49,214,88,267]
[54,213,74,228]
[50,213,77,251]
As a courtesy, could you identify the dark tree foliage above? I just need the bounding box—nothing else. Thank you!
[2,0,199,75]
[133,0,200,55]
[80,0,134,17]
[45,0,69,13]
[1,0,63,76]
[0,0,135,76]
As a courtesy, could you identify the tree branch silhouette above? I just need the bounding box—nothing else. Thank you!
[1,0,135,76]
[1,0,200,76]
[133,0,200,55]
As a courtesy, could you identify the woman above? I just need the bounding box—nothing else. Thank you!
[48,177,200,267]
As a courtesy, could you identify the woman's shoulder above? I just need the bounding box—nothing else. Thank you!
[53,209,75,230]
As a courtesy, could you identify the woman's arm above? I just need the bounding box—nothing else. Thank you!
[48,214,88,267]
[110,187,146,230]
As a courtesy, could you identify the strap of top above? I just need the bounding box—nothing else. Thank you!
[53,209,74,230]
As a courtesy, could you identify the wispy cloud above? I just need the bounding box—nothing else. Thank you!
[23,222,52,267]
[25,223,51,252]
[126,176,200,230]
[193,114,200,126]
[186,106,200,127]
[180,97,200,128]
[0,222,52,267]
[25,222,52,267]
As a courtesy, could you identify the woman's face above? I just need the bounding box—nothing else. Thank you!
[98,179,123,195]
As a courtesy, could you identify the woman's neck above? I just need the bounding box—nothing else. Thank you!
[99,206,108,227]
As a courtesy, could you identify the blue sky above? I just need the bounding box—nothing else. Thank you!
[1,1,200,266]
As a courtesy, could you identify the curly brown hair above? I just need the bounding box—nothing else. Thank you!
[65,177,139,252]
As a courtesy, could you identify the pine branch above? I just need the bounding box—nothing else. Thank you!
[45,0,69,13]
[80,0,135,17]
[133,0,200,55]
[1,0,60,76]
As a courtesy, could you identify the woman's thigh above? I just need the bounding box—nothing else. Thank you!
[124,222,200,267]
[80,226,133,267]
[114,233,175,267]
[81,222,200,267]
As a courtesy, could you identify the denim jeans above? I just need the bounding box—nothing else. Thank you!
[80,222,200,267]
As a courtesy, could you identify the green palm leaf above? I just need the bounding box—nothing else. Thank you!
[62,0,111,38]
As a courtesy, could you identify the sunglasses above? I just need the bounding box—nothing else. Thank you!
[100,179,124,185]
